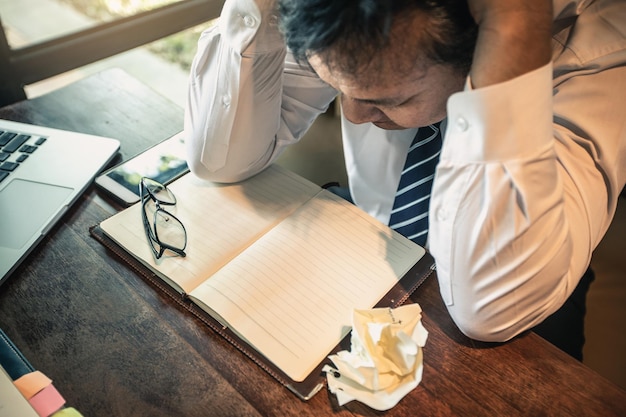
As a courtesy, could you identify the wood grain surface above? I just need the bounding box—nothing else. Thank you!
[1,68,624,417]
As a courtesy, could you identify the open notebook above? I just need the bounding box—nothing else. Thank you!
[93,164,435,399]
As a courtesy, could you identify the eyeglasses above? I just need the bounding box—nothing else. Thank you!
[140,177,187,259]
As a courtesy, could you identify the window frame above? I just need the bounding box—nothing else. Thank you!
[0,0,223,107]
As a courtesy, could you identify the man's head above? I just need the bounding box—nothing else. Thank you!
[278,0,478,129]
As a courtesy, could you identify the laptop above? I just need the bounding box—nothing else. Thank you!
[0,118,120,285]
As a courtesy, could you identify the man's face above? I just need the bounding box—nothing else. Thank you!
[308,12,466,130]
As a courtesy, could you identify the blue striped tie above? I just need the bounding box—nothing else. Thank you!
[388,122,442,246]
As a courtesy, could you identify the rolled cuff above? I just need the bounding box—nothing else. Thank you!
[443,63,553,163]
[221,0,283,54]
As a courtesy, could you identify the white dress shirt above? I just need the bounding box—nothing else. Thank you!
[185,0,626,342]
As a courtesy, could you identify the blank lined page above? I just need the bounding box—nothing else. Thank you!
[190,190,424,382]
[100,165,321,293]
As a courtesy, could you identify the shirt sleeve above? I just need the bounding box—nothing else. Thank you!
[429,61,625,342]
[184,0,337,183]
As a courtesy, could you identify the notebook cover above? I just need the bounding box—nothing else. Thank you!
[0,329,35,380]
[89,224,435,400]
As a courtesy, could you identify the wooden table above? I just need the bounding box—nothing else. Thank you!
[0,69,624,417]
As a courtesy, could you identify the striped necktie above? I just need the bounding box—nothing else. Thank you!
[388,122,443,246]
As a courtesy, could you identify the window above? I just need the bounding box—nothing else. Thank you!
[0,0,223,107]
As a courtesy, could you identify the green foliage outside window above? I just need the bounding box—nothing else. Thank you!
[59,0,210,71]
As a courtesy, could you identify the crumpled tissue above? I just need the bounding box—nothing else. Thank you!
[323,303,428,410]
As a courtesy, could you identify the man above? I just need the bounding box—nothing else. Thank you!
[185,0,626,360]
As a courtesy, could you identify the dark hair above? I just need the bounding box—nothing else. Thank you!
[278,0,478,76]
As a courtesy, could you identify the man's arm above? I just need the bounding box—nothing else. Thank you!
[429,0,626,341]
[185,0,336,183]
[468,0,553,87]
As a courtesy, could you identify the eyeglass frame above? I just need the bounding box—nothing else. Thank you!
[139,177,187,259]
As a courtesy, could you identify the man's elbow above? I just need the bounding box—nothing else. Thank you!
[187,157,239,184]
[448,289,566,342]
[187,156,265,184]
[442,241,576,343]
[449,312,523,343]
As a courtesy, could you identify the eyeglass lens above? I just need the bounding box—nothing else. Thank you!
[143,177,176,205]
[152,209,186,250]
[141,177,187,258]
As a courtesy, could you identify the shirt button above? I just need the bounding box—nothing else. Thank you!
[222,94,231,107]
[456,116,469,132]
[242,14,256,28]
[436,207,448,222]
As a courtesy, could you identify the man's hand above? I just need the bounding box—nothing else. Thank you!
[467,0,553,87]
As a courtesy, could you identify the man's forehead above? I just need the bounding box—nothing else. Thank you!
[309,51,428,98]
[309,16,432,82]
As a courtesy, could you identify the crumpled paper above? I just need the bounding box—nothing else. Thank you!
[323,303,428,410]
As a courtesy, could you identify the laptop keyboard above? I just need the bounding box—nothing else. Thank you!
[0,129,47,184]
